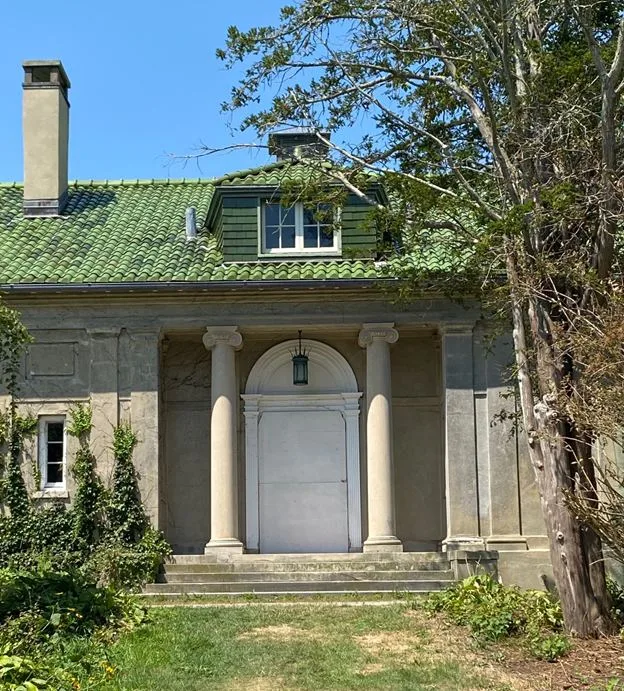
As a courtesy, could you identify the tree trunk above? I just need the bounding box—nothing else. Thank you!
[532,410,615,636]
[507,252,615,636]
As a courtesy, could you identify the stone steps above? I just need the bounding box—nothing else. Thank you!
[144,552,456,597]
[166,552,447,564]
[160,569,455,584]
[163,560,450,574]
[143,579,449,595]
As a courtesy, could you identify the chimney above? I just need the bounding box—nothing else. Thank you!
[268,128,330,161]
[22,60,71,217]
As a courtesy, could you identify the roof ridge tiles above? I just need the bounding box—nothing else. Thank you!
[63,178,215,188]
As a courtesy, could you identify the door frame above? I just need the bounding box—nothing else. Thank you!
[242,392,362,553]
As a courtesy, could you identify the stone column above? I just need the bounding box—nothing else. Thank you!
[202,326,243,555]
[441,323,484,551]
[359,323,403,552]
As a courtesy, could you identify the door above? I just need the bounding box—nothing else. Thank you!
[258,409,349,553]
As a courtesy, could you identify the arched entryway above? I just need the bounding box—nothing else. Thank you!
[243,339,362,553]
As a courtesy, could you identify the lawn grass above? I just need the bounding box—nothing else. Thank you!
[109,603,516,690]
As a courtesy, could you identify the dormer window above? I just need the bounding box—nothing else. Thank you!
[261,201,340,256]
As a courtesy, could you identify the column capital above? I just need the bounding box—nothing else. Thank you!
[358,322,399,348]
[203,326,243,351]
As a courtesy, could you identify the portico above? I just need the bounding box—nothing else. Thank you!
[198,322,438,556]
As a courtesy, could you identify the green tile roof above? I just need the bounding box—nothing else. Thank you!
[0,162,454,287]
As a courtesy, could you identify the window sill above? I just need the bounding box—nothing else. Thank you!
[258,250,343,259]
[33,489,69,499]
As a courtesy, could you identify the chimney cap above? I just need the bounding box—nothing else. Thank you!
[268,128,331,161]
[23,60,71,90]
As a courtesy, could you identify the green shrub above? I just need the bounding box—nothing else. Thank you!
[424,574,569,660]
[0,648,72,690]
[0,565,146,691]
[607,577,624,626]
[85,528,171,589]
[0,565,146,686]
[526,632,571,661]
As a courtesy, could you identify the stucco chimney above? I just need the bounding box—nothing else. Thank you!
[22,60,71,217]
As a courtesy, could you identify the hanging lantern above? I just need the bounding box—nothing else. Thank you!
[292,330,309,386]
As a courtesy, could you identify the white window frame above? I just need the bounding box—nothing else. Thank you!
[259,200,342,257]
[38,416,67,490]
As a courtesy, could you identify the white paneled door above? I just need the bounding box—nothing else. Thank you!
[258,409,349,553]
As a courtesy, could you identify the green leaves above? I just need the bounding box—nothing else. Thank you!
[112,424,138,463]
[425,575,569,660]
[66,403,92,441]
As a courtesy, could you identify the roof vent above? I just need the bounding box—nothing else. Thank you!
[185,207,197,239]
[268,128,330,161]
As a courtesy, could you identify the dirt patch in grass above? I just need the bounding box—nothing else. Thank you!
[493,634,624,690]
[237,623,323,642]
[356,631,415,658]
[224,677,299,691]
[359,661,386,676]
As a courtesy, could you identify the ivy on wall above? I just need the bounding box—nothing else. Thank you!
[0,302,33,518]
[0,402,170,587]
[0,305,170,586]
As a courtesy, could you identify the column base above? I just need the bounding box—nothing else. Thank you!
[363,536,403,553]
[442,536,485,552]
[204,538,244,556]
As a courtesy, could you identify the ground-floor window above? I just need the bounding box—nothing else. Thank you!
[38,416,66,489]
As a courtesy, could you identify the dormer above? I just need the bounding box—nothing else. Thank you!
[205,134,385,263]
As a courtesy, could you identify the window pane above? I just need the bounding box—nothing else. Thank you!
[47,422,63,442]
[265,226,280,249]
[319,227,334,247]
[264,203,281,226]
[281,205,296,225]
[302,207,317,226]
[47,443,63,464]
[47,463,63,484]
[304,225,319,248]
[281,226,295,248]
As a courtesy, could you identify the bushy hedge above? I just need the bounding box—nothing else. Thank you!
[424,574,571,661]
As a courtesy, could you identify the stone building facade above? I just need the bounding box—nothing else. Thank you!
[0,61,553,587]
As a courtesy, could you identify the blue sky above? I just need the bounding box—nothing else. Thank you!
[0,0,287,182]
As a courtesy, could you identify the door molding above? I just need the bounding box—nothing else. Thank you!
[243,392,362,553]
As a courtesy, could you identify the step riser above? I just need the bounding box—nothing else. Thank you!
[161,570,454,584]
[168,552,446,565]
[163,561,450,574]
[144,580,448,595]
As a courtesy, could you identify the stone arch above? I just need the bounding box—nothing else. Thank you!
[245,338,358,395]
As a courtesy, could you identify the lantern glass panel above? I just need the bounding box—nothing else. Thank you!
[292,354,309,385]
